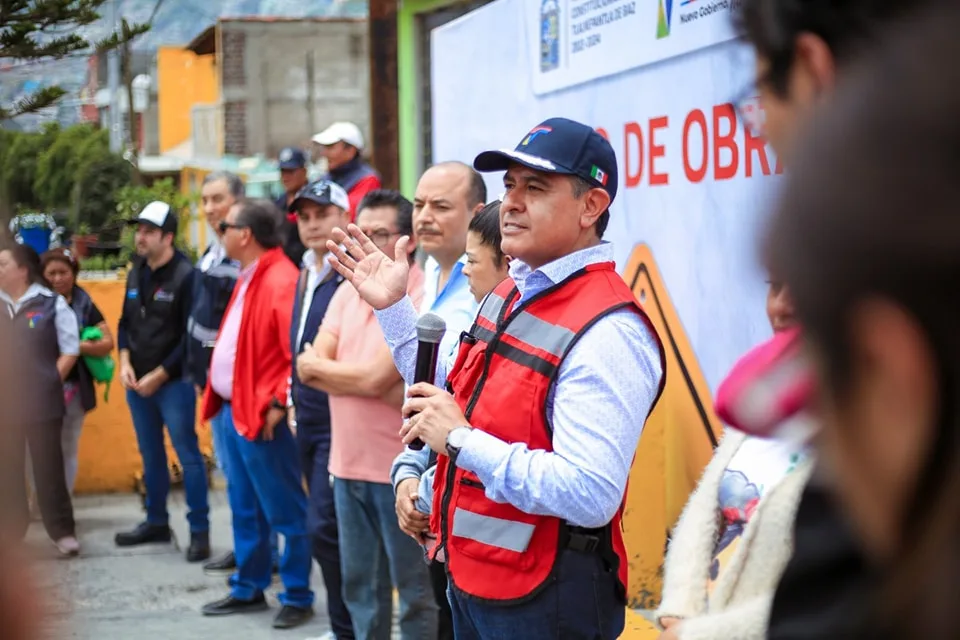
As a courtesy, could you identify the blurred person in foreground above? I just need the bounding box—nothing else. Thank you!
[296,189,436,639]
[287,180,355,639]
[327,118,665,639]
[200,199,313,629]
[0,243,80,557]
[654,282,812,640]
[764,6,960,636]
[41,248,115,494]
[312,122,382,220]
[732,0,938,636]
[115,202,209,562]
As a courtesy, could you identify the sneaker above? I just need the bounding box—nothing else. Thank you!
[54,536,80,558]
[303,632,337,640]
[204,550,236,576]
[115,522,172,547]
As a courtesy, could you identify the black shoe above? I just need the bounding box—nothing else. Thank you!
[272,605,314,629]
[201,593,268,616]
[204,550,236,576]
[115,522,172,547]
[187,531,211,563]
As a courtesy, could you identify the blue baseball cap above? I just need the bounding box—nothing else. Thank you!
[473,117,618,202]
[278,146,307,170]
[291,179,350,213]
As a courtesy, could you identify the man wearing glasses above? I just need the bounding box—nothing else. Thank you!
[295,190,438,639]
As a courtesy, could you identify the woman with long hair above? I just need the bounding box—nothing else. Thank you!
[763,4,960,635]
[0,243,81,556]
[41,248,114,493]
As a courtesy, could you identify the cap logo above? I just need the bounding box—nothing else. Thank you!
[521,125,553,146]
[590,165,609,186]
[280,148,293,162]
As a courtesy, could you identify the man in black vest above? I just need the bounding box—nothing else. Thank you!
[288,179,354,639]
[115,201,210,563]
[312,122,382,221]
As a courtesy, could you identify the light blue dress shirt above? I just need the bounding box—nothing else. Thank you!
[377,242,664,529]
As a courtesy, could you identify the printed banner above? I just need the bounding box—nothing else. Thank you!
[431,0,778,609]
[530,0,741,95]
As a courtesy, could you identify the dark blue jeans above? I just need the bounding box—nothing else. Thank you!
[219,406,313,609]
[299,429,353,638]
[334,477,437,640]
[126,380,208,532]
[448,549,625,640]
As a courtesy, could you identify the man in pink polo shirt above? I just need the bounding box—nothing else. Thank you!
[295,189,438,639]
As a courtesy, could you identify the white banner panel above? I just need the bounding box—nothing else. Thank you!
[531,0,740,95]
[432,0,778,392]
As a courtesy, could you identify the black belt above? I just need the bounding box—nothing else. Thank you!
[563,525,605,553]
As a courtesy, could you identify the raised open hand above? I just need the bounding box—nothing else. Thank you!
[326,224,411,310]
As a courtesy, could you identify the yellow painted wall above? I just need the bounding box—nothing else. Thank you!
[73,280,212,494]
[157,47,218,154]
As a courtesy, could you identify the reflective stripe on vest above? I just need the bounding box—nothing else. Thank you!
[187,316,219,346]
[452,507,535,554]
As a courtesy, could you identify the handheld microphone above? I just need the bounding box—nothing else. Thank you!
[408,313,447,451]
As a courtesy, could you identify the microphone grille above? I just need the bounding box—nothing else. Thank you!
[416,312,447,344]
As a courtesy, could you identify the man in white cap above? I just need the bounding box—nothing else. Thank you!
[312,122,382,221]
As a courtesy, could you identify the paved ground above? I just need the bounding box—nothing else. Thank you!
[27,490,340,639]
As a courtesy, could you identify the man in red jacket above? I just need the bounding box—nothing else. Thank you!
[199,199,314,630]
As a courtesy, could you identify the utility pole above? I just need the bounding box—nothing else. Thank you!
[123,42,142,184]
[368,0,399,190]
[107,0,122,153]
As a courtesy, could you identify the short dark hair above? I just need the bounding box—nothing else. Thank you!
[41,247,79,277]
[570,175,610,239]
[433,161,487,208]
[734,0,927,95]
[235,199,282,249]
[2,242,47,287]
[357,189,414,237]
[468,200,505,265]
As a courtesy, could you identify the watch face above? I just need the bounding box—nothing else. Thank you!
[450,427,470,449]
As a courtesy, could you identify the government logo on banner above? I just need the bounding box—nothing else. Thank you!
[529,0,739,95]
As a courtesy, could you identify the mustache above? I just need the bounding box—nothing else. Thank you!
[416,226,442,235]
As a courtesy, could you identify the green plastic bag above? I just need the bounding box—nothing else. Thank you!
[80,326,115,401]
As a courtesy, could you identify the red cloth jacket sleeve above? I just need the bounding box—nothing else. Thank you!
[347,175,382,222]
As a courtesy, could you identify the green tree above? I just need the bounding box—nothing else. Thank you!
[0,1,149,119]
[0,121,60,209]
[34,122,98,209]
[74,134,131,230]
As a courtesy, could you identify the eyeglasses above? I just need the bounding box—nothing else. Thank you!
[366,229,401,248]
[218,221,247,233]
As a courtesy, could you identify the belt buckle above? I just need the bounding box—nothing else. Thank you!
[568,532,600,553]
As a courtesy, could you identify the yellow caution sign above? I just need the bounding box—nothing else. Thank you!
[620,243,723,610]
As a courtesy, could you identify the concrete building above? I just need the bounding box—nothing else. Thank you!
[186,17,371,159]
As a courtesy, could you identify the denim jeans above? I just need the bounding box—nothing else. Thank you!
[299,431,353,638]
[220,406,313,609]
[334,477,438,640]
[447,549,625,640]
[211,407,280,563]
[126,380,208,532]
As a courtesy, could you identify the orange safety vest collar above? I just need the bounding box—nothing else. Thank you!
[429,262,666,604]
